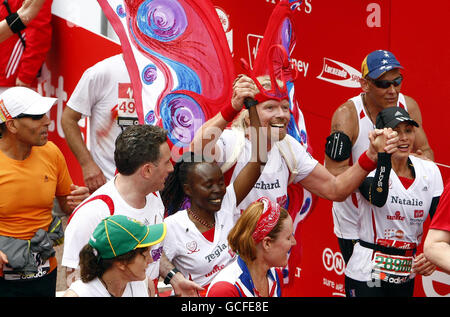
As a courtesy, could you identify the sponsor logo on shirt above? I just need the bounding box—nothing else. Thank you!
[276,195,287,208]
[387,211,405,221]
[384,229,405,240]
[151,246,163,262]
[186,241,200,254]
[205,264,225,278]
[410,210,425,225]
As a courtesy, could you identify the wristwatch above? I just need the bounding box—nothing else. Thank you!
[164,268,180,285]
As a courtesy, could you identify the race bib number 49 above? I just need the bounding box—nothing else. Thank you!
[117,83,138,127]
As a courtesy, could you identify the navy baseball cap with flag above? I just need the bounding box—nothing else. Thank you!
[361,50,403,79]
[376,107,419,129]
[89,215,166,259]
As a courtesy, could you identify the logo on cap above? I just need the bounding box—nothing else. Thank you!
[361,50,403,79]
[0,100,11,122]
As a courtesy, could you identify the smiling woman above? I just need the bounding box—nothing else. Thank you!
[344,107,444,297]
[206,197,295,297]
[63,215,166,297]
[160,99,264,295]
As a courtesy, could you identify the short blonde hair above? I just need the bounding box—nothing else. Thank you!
[228,201,288,263]
[256,75,285,91]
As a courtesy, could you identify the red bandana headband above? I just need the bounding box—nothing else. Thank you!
[252,197,281,243]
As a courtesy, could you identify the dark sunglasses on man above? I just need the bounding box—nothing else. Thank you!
[368,75,403,89]
[15,113,46,120]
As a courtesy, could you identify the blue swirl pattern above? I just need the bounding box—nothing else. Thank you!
[131,0,205,147]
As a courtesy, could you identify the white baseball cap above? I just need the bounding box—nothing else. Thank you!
[0,87,57,123]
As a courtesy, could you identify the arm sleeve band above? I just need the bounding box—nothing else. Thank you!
[358,152,392,207]
[428,196,441,220]
[325,131,352,161]
[6,13,26,34]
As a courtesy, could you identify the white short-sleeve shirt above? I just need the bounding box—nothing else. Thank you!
[66,54,131,180]
[62,177,165,280]
[216,129,318,211]
[163,185,239,287]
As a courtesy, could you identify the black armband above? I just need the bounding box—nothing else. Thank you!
[325,131,352,161]
[6,12,26,34]
[429,196,441,220]
[359,152,392,207]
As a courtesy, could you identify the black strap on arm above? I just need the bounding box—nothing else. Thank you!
[428,196,441,220]
[3,0,26,47]
[325,131,352,162]
[359,152,392,207]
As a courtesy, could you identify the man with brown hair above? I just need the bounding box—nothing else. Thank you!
[63,124,203,296]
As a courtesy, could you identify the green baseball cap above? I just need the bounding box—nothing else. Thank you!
[89,215,166,259]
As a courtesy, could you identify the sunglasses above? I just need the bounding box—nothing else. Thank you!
[15,113,46,120]
[369,76,403,89]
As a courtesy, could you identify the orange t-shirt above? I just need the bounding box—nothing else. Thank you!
[0,141,72,276]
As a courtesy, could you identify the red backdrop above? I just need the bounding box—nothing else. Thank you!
[45,0,450,296]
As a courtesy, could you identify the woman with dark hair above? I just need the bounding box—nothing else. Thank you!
[63,215,166,297]
[206,197,295,297]
[344,107,443,297]
[161,100,265,295]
